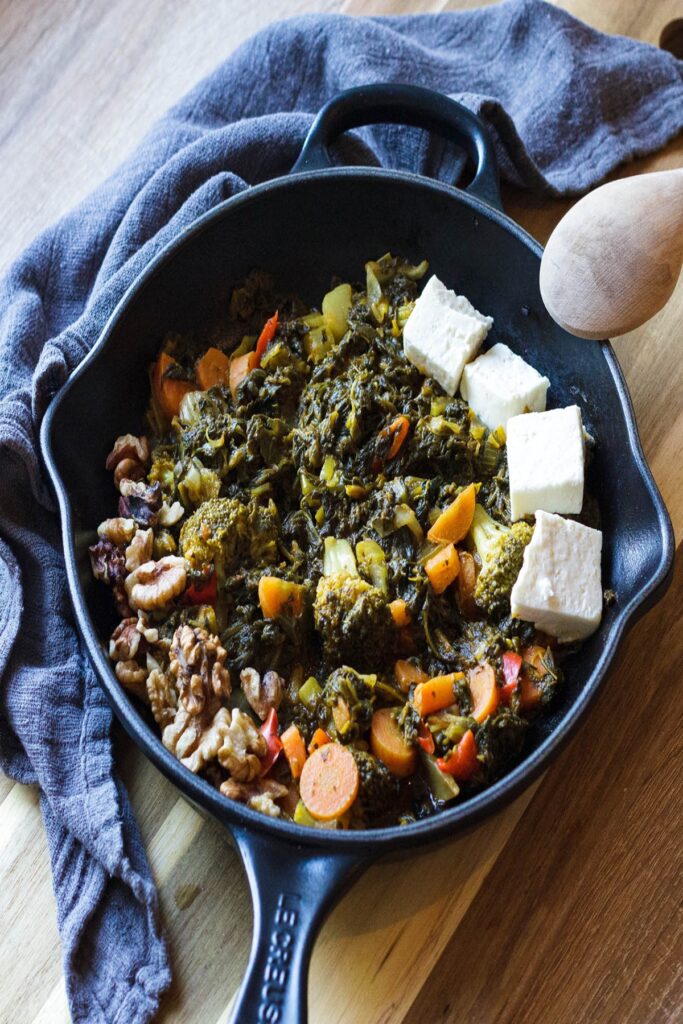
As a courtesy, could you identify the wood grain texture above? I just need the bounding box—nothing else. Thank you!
[0,2,681,1024]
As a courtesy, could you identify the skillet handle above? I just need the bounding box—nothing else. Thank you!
[291,83,502,211]
[227,825,368,1024]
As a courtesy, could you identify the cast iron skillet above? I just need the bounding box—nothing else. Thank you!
[40,85,674,1023]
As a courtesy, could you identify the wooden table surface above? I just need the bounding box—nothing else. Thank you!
[1,1,681,1022]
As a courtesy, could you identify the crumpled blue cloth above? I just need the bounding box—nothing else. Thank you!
[0,2,680,1020]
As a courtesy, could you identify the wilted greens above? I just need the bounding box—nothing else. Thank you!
[93,254,568,829]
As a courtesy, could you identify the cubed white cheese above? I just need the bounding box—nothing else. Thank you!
[507,405,585,521]
[460,343,549,430]
[403,275,493,396]
[510,510,602,641]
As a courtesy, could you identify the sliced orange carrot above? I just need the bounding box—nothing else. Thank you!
[196,347,231,390]
[388,598,412,628]
[308,728,332,755]
[254,311,279,365]
[380,415,410,460]
[394,659,429,692]
[468,663,500,723]
[258,576,305,619]
[299,743,360,821]
[456,549,478,618]
[428,483,477,544]
[425,543,460,594]
[518,645,550,710]
[332,698,352,738]
[152,352,195,420]
[370,707,417,778]
[281,724,307,780]
[413,672,463,717]
[229,351,258,401]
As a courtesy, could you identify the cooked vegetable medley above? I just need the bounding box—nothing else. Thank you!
[91,254,605,828]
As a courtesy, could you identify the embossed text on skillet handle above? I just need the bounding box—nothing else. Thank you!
[228,826,367,1024]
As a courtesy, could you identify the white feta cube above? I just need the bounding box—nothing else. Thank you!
[511,510,602,641]
[403,275,493,396]
[507,405,585,521]
[460,343,549,430]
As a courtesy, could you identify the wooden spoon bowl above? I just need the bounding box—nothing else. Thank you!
[540,168,683,340]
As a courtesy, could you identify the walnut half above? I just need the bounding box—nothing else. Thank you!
[171,624,231,716]
[125,555,188,611]
[240,667,284,721]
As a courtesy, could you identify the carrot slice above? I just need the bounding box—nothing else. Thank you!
[152,352,195,420]
[308,728,332,755]
[196,347,231,390]
[258,576,305,618]
[468,663,500,723]
[370,707,417,778]
[388,598,412,628]
[281,724,307,780]
[299,743,359,821]
[456,549,478,618]
[229,351,258,402]
[425,543,460,594]
[428,483,477,544]
[254,311,279,365]
[413,672,463,717]
[394,659,429,692]
[518,645,549,710]
[380,415,410,460]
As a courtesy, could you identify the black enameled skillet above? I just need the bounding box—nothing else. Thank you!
[40,85,674,1024]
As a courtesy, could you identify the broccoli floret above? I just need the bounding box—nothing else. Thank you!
[179,497,278,579]
[313,572,394,670]
[475,708,528,783]
[470,504,533,617]
[350,749,400,828]
[321,665,378,741]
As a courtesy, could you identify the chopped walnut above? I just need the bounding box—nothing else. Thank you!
[109,617,142,661]
[162,708,206,761]
[158,501,184,527]
[175,706,266,779]
[221,777,288,817]
[125,527,154,573]
[89,539,131,617]
[106,434,150,473]
[136,611,159,645]
[170,624,231,716]
[114,458,145,488]
[115,659,148,701]
[146,666,178,728]
[240,667,284,721]
[106,435,150,490]
[125,555,188,611]
[97,517,136,546]
[118,479,162,527]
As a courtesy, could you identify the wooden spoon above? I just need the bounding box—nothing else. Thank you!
[539,168,683,339]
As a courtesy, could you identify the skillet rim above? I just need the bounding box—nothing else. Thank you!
[40,165,675,853]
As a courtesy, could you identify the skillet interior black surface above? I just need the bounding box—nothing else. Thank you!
[41,88,674,1024]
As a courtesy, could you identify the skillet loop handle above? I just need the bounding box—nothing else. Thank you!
[291,83,502,211]
[228,826,366,1024]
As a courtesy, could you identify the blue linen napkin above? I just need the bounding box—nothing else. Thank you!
[0,2,681,1020]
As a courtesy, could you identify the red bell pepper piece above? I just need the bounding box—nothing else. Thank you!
[181,569,217,606]
[500,650,522,705]
[417,722,435,755]
[259,707,283,776]
[437,729,479,781]
[254,311,279,366]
